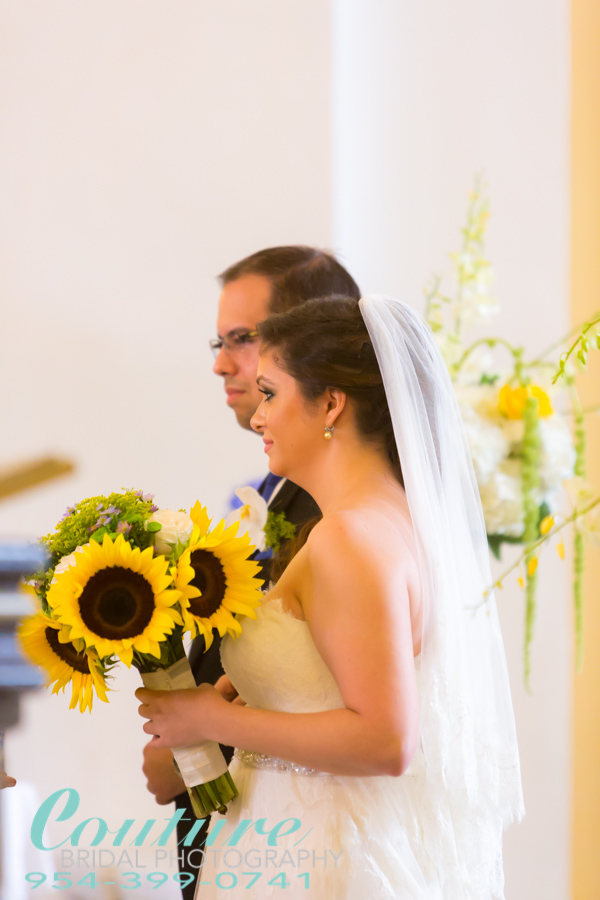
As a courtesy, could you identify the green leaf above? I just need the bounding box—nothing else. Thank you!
[264,512,296,553]
[487,532,525,560]
[91,527,108,543]
[146,521,162,533]
[487,535,502,560]
[480,372,500,386]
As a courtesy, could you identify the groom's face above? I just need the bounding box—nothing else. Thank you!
[213,274,271,430]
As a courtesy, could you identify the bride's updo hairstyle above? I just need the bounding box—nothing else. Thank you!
[258,295,403,488]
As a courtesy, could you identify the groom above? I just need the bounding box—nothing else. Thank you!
[142,246,360,898]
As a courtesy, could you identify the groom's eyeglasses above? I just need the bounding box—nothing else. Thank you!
[209,329,260,358]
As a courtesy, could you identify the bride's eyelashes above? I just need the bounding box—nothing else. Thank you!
[258,388,274,402]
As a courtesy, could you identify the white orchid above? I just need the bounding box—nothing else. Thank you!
[225,487,269,552]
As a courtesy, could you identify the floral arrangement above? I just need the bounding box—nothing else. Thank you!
[19,489,263,816]
[426,182,600,688]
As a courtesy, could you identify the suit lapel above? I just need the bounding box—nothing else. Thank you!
[267,478,301,516]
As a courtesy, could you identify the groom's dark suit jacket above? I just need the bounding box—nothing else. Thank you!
[174,477,320,900]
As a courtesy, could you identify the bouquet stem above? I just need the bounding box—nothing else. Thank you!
[140,657,238,817]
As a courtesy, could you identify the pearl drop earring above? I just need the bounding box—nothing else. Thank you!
[324,425,335,440]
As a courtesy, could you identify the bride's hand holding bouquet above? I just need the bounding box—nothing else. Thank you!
[136,681,229,749]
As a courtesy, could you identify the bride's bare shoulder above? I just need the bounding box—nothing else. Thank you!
[306,507,417,573]
[304,507,423,657]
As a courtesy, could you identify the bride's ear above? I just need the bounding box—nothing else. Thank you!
[324,388,346,426]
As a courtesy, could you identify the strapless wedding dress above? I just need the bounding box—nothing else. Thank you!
[194,597,447,900]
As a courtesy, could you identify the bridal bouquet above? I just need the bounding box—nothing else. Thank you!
[18,489,263,816]
[427,182,600,686]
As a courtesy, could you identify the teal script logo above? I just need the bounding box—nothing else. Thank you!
[31,788,304,851]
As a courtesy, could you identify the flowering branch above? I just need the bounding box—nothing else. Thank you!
[552,313,600,384]
[451,337,520,379]
[430,178,599,686]
[469,495,600,610]
[558,403,600,417]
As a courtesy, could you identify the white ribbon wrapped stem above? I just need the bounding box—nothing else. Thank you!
[141,657,229,786]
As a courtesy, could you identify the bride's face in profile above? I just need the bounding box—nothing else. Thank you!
[250,349,326,479]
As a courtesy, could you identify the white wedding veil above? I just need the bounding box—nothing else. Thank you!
[359,295,525,897]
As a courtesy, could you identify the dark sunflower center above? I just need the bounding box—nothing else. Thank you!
[79,566,155,640]
[45,627,90,674]
[188,549,227,618]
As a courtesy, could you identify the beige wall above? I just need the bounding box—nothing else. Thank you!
[0,4,333,898]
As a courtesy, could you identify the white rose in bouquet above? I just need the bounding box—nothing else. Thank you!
[149,509,194,555]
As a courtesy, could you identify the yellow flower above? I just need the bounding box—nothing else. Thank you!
[498,383,553,419]
[174,507,263,650]
[517,576,525,589]
[540,515,555,535]
[527,557,538,576]
[190,500,212,536]
[46,534,183,667]
[556,540,565,560]
[18,614,109,713]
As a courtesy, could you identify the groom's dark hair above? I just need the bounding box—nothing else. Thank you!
[219,245,360,313]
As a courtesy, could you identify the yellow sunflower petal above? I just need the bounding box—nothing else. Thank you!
[69,671,81,710]
[164,606,184,626]
[222,598,260,618]
[119,649,133,668]
[134,635,150,654]
[147,640,162,659]
[190,502,212,536]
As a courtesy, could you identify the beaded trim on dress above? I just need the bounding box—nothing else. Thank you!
[233,747,325,776]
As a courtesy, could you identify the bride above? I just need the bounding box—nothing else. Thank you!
[137,295,525,899]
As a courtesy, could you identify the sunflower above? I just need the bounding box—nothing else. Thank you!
[46,534,183,667]
[18,613,109,713]
[174,506,263,649]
